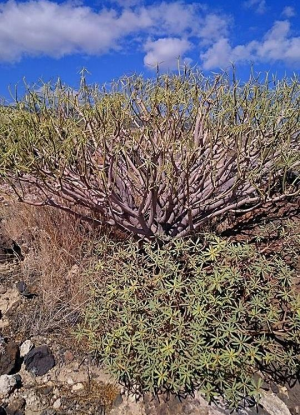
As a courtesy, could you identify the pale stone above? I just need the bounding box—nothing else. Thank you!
[0,288,19,329]
[67,377,74,385]
[53,398,61,409]
[260,391,292,415]
[0,374,18,398]
[72,382,84,391]
[20,339,34,357]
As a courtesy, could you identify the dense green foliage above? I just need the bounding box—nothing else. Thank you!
[0,70,299,239]
[78,234,300,408]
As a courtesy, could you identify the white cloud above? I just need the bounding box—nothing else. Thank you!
[144,38,192,69]
[244,0,267,14]
[282,6,296,18]
[147,2,201,37]
[198,13,230,45]
[1,0,298,73]
[201,20,300,69]
[0,0,230,64]
[200,38,232,70]
[0,1,154,61]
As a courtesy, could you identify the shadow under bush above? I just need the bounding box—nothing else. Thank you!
[77,235,300,409]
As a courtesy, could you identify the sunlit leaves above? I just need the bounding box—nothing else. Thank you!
[77,235,300,407]
[0,71,299,239]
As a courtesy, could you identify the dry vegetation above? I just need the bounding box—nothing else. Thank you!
[0,69,299,407]
[0,199,109,337]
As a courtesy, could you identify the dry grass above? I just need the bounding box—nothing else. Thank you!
[0,199,120,334]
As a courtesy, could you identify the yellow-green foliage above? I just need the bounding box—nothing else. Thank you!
[78,235,300,408]
[0,70,299,239]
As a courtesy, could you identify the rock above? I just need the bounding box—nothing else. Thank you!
[112,392,226,415]
[260,391,292,415]
[5,398,26,415]
[41,373,51,383]
[53,398,61,409]
[0,289,20,330]
[38,383,54,396]
[72,382,84,391]
[15,281,33,298]
[276,382,300,415]
[24,345,55,376]
[270,381,280,394]
[53,387,59,396]
[0,374,19,398]
[0,286,7,295]
[0,342,20,375]
[19,340,34,358]
[23,390,40,411]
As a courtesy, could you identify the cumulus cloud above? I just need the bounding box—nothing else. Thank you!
[282,6,296,18]
[200,39,233,70]
[144,38,192,69]
[1,0,298,73]
[243,0,267,14]
[201,20,300,70]
[147,2,201,37]
[198,13,230,45]
[0,1,156,61]
[0,0,230,65]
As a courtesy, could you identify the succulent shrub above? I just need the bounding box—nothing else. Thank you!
[77,235,300,408]
[0,70,299,240]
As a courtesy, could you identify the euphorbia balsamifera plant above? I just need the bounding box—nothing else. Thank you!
[0,70,299,240]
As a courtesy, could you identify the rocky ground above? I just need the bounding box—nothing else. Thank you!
[0,217,300,415]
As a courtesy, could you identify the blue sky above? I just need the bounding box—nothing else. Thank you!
[0,0,299,99]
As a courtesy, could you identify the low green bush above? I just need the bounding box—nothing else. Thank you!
[77,235,300,408]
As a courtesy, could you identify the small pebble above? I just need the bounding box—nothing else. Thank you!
[20,339,34,358]
[72,382,84,392]
[42,374,51,383]
[40,385,54,395]
[53,398,61,409]
[0,286,7,295]
[0,374,19,398]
